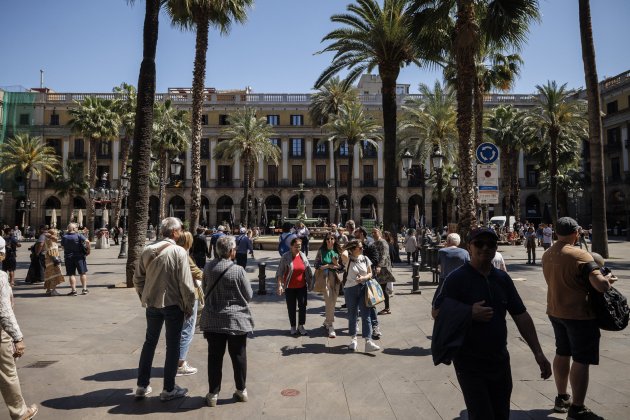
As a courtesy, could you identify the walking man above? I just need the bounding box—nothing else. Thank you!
[542,223,554,250]
[234,227,254,269]
[192,227,209,269]
[542,217,614,420]
[60,223,90,296]
[434,228,551,420]
[133,217,196,401]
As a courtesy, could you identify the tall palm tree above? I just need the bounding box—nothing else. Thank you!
[53,160,90,224]
[125,0,163,287]
[152,99,190,220]
[111,82,137,227]
[68,96,121,240]
[213,107,280,227]
[309,76,359,224]
[399,81,458,228]
[530,81,588,226]
[578,0,608,257]
[323,101,381,221]
[167,0,254,233]
[316,0,421,232]
[0,133,61,211]
[485,105,534,224]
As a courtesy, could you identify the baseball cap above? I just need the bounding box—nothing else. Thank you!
[556,217,579,235]
[240,227,247,234]
[217,225,225,232]
[468,227,499,242]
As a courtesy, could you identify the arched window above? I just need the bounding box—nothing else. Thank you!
[169,196,186,221]
[360,195,377,223]
[288,195,299,218]
[312,195,330,221]
[216,196,234,227]
[264,195,282,226]
[408,194,423,227]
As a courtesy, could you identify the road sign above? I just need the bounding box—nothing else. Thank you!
[476,142,499,164]
[478,190,499,204]
[477,164,498,187]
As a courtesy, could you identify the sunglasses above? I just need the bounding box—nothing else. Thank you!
[326,237,335,241]
[471,240,497,249]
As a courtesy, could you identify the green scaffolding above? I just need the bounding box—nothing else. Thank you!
[0,90,37,144]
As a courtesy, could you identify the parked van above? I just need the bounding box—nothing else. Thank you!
[490,216,515,230]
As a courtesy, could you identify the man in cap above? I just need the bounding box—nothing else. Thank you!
[210,226,226,260]
[434,227,551,420]
[234,227,254,269]
[541,217,614,420]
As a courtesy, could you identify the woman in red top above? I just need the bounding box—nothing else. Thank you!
[276,237,313,336]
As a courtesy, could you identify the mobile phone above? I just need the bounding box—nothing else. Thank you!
[600,266,611,276]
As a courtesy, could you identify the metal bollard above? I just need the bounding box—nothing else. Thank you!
[257,262,267,295]
[411,262,422,294]
[420,245,428,270]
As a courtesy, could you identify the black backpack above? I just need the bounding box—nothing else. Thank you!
[584,263,629,331]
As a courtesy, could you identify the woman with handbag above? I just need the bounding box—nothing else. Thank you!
[175,231,204,377]
[276,237,313,336]
[372,229,394,315]
[313,233,343,338]
[341,240,380,353]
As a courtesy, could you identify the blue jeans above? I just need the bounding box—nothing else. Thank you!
[344,284,372,339]
[137,305,185,392]
[179,299,199,361]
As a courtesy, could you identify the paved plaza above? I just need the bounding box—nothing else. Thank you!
[2,239,630,419]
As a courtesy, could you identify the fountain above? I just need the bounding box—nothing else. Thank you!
[282,183,322,227]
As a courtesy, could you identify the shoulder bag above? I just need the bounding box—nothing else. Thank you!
[584,261,629,331]
[204,263,235,302]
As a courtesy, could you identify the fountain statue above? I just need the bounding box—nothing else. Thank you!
[283,183,322,227]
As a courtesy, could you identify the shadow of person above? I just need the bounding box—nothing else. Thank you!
[381,346,432,357]
[456,408,556,419]
[82,368,164,382]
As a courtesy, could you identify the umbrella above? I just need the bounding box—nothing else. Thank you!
[412,204,420,228]
[77,209,84,227]
[420,214,425,228]
[50,208,57,228]
[261,203,267,227]
[102,208,109,227]
[169,204,174,218]
[229,205,235,230]
[202,205,207,226]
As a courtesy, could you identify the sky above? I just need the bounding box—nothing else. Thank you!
[0,0,628,94]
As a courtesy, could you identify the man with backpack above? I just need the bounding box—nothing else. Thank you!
[235,227,254,269]
[278,223,296,257]
[542,217,615,420]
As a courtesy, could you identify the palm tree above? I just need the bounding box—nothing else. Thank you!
[529,81,588,226]
[323,101,381,221]
[316,0,421,232]
[125,0,163,287]
[68,96,121,240]
[485,105,534,224]
[152,99,190,220]
[0,133,61,211]
[111,82,137,227]
[213,107,280,227]
[53,160,90,224]
[578,0,608,257]
[167,0,254,233]
[308,76,359,224]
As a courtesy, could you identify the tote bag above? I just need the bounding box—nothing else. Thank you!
[364,279,385,308]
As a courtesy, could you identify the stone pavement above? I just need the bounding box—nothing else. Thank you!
[2,239,630,419]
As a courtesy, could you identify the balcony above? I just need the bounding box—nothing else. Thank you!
[361,180,377,188]
[216,181,232,188]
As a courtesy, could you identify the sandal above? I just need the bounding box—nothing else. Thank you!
[378,308,391,315]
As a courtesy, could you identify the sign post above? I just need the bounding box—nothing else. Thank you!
[475,143,500,224]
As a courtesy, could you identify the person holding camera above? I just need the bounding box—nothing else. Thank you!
[542,217,615,420]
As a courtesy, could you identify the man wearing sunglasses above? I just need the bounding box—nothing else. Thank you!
[433,227,551,420]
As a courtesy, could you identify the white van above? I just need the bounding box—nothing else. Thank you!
[490,216,515,230]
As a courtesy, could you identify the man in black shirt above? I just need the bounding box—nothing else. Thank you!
[191,227,209,268]
[435,228,551,420]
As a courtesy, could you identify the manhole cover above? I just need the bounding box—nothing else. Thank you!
[280,389,300,397]
[24,360,58,368]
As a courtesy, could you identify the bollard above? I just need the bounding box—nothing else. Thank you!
[411,262,422,294]
[420,245,428,270]
[257,262,267,295]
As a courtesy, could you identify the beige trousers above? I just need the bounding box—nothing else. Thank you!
[322,271,340,328]
[0,331,26,420]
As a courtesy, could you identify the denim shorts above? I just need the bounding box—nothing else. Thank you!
[65,257,88,276]
[549,316,600,365]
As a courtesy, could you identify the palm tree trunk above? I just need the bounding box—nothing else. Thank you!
[189,16,209,233]
[333,150,340,224]
[550,129,559,226]
[347,141,355,221]
[454,0,478,243]
[126,0,160,287]
[243,153,250,227]
[579,0,608,257]
[511,151,521,222]
[380,70,400,232]
[87,138,98,241]
[473,74,484,148]
[113,136,131,227]
[159,149,167,220]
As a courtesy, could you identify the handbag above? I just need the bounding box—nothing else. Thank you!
[584,262,629,331]
[313,268,327,293]
[364,279,385,308]
[377,266,396,284]
[204,263,234,302]
[195,284,205,309]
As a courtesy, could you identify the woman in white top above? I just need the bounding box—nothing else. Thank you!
[405,229,418,265]
[341,240,380,353]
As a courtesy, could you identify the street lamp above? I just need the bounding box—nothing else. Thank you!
[401,151,429,229]
[432,149,445,236]
[155,155,184,219]
[89,173,119,239]
[118,172,130,259]
[18,198,37,227]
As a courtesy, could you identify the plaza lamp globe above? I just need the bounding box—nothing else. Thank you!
[451,174,459,188]
[170,157,183,178]
[431,149,444,170]
[401,150,413,174]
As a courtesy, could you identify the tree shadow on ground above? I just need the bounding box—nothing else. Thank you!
[455,408,557,419]
[382,346,432,357]
[82,368,163,382]
[41,388,204,414]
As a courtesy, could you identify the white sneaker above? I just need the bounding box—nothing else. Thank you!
[328,326,336,338]
[135,385,152,399]
[365,339,381,353]
[297,325,308,335]
[348,337,358,351]
[206,393,218,407]
[160,385,188,401]
[233,388,248,402]
[176,361,198,376]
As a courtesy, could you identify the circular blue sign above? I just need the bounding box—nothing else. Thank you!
[476,142,499,164]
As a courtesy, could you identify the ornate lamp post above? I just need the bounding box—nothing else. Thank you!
[431,149,445,236]
[18,198,37,227]
[402,150,429,228]
[89,173,118,239]
[450,174,460,226]
[152,155,184,219]
[118,172,130,259]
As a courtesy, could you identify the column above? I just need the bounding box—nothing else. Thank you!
[282,139,289,181]
[185,145,192,180]
[112,139,120,180]
[353,143,360,180]
[257,159,264,188]
[518,150,525,179]
[305,139,313,182]
[233,152,241,187]
[622,126,629,172]
[329,144,335,181]
[210,139,217,183]
[62,139,70,176]
[377,140,384,187]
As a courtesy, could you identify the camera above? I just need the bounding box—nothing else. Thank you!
[600,266,612,276]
